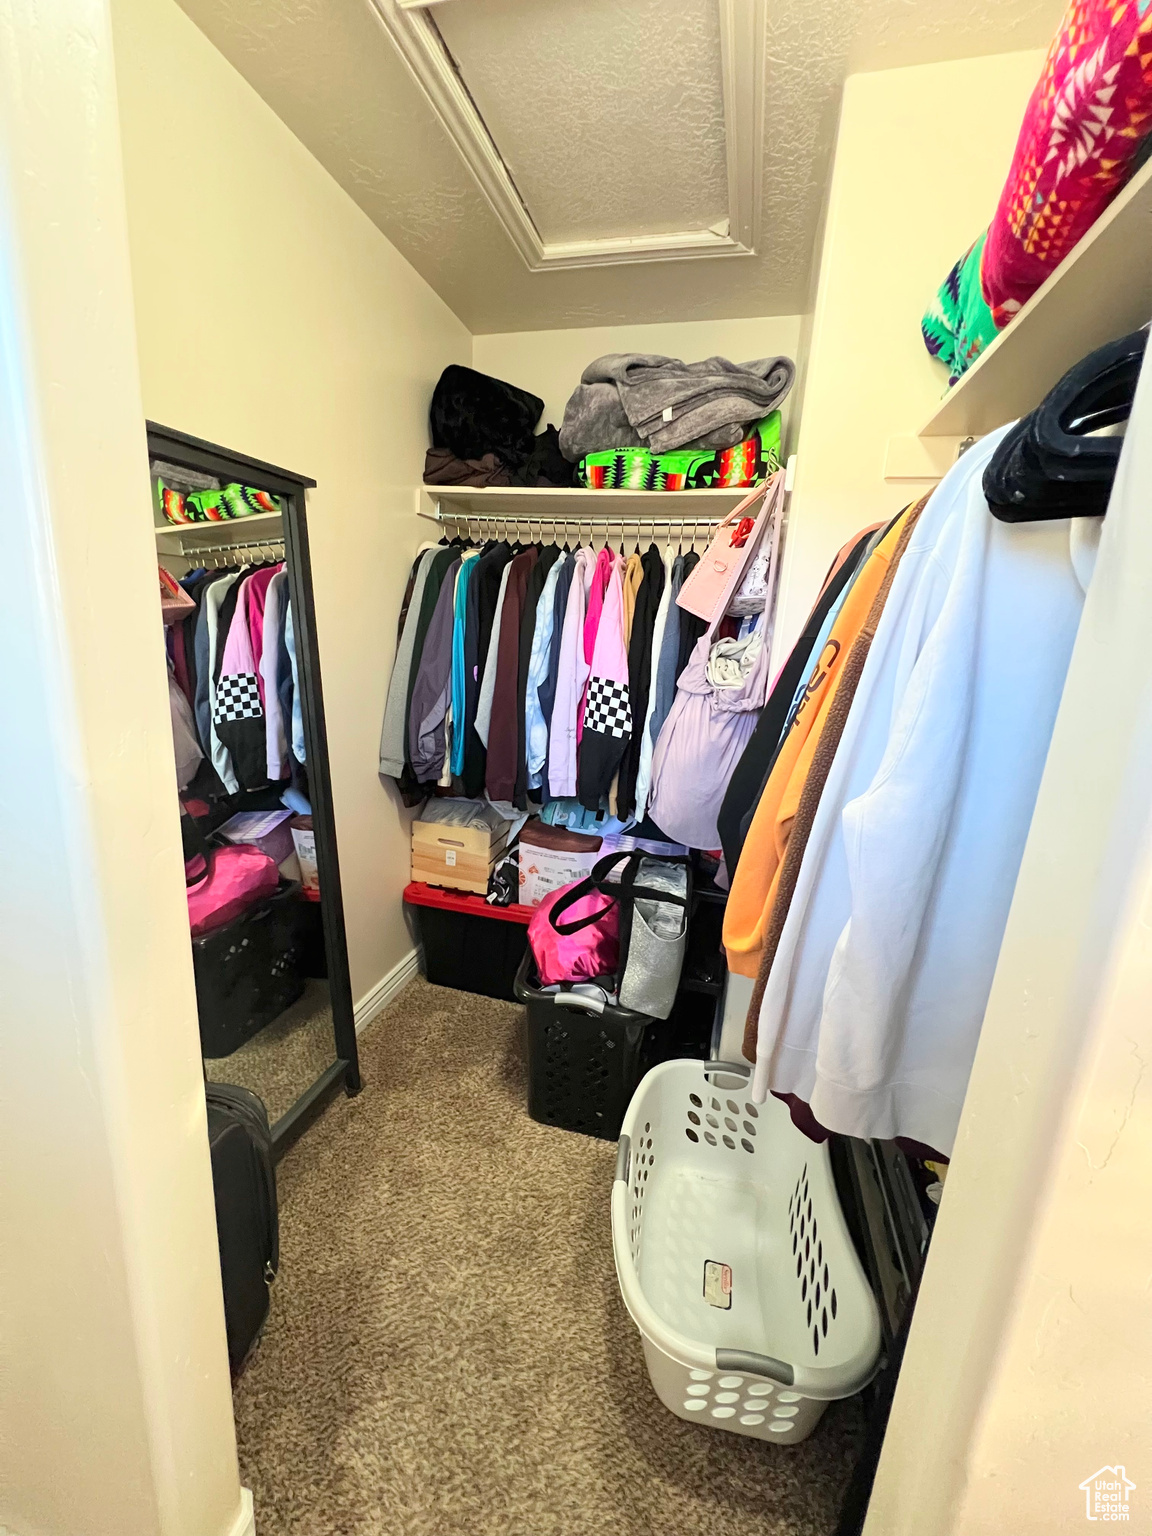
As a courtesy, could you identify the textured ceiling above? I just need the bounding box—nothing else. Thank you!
[434,0,729,245]
[174,0,1065,333]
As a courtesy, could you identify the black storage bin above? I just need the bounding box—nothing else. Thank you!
[514,950,665,1140]
[295,897,329,980]
[193,880,307,1058]
[405,882,529,1002]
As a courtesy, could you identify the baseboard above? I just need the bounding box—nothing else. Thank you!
[227,1488,255,1536]
[354,946,421,1033]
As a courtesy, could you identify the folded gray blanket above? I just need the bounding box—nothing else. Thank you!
[559,352,795,460]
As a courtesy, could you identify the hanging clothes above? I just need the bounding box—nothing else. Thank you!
[646,492,781,852]
[243,565,280,706]
[716,522,881,879]
[547,546,595,799]
[485,547,539,803]
[674,583,707,683]
[215,571,269,791]
[164,558,297,803]
[449,550,480,777]
[535,551,576,798]
[169,665,203,790]
[741,502,928,1059]
[621,550,644,642]
[408,553,462,783]
[647,550,689,752]
[577,558,631,811]
[722,509,912,980]
[380,546,440,779]
[262,568,290,782]
[373,507,782,828]
[745,426,1089,1154]
[474,552,516,754]
[632,545,675,824]
[525,551,568,794]
[203,571,242,794]
[284,598,305,765]
[461,540,511,794]
[513,544,562,809]
[617,544,665,818]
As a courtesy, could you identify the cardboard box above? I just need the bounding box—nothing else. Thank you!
[290,816,320,902]
[517,823,602,908]
[216,808,296,866]
[411,812,512,897]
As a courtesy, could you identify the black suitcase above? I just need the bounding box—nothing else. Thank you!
[205,1082,279,1372]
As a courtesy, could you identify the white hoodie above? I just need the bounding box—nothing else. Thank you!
[752,426,1095,1154]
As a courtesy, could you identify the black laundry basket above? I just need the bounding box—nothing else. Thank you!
[513,950,663,1140]
[193,880,307,1058]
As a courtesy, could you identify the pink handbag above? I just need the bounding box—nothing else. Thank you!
[187,843,281,937]
[648,476,784,849]
[675,479,772,622]
[528,873,620,986]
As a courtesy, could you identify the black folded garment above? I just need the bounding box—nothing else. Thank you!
[984,328,1147,521]
[429,364,543,473]
[507,424,576,488]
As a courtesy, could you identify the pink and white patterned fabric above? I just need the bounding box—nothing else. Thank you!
[984,0,1152,326]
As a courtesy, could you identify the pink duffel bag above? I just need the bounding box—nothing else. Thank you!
[528,871,621,986]
[186,843,281,938]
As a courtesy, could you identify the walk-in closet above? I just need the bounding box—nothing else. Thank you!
[3,2,1151,1535]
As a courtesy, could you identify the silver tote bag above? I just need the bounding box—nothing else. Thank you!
[618,857,691,1021]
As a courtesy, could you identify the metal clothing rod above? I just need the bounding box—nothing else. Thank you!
[417,510,725,530]
[175,537,286,563]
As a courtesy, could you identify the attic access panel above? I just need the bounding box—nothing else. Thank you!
[380,0,765,269]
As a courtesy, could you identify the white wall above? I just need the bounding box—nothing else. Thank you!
[474,315,804,451]
[0,0,243,1531]
[113,0,472,1006]
[776,50,1042,661]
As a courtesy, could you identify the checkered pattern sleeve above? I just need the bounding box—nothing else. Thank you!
[214,574,271,790]
[577,561,632,811]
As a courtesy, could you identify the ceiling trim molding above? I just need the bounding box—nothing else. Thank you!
[369,0,765,271]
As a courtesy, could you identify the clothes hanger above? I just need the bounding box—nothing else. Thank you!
[984,327,1146,522]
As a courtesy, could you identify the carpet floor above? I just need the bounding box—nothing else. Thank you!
[233,976,863,1536]
[206,978,337,1125]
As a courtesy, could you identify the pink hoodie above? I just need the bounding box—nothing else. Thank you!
[547,547,596,799]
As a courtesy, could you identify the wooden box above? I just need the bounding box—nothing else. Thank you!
[411,813,512,896]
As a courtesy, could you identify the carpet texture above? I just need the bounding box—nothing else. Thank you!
[233,976,863,1535]
[206,979,338,1124]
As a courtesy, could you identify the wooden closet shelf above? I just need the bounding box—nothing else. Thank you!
[920,154,1152,440]
[154,508,284,544]
[426,485,762,519]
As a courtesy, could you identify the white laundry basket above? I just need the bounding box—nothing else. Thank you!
[611,1058,881,1444]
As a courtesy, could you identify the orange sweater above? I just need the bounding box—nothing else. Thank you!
[723,511,910,978]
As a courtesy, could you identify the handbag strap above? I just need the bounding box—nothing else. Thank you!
[712,480,770,534]
[699,472,785,643]
[548,850,634,935]
[183,814,216,890]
